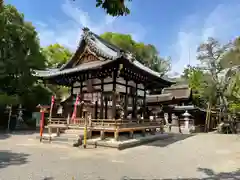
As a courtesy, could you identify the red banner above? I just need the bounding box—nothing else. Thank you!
[71,94,80,124]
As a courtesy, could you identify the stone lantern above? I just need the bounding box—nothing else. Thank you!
[182,110,191,129]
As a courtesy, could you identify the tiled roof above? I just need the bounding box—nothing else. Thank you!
[146,84,192,103]
[162,84,191,99]
[33,27,175,85]
[34,60,112,78]
[146,93,174,103]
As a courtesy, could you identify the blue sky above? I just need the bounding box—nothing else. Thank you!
[5,0,240,75]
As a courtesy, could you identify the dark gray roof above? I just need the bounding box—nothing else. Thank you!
[146,93,174,103]
[162,84,191,99]
[34,27,175,84]
[146,84,192,104]
[33,60,111,78]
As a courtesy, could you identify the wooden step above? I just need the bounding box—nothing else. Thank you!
[64,129,84,134]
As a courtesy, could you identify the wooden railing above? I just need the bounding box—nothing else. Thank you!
[48,117,164,129]
[90,119,163,128]
[49,118,67,125]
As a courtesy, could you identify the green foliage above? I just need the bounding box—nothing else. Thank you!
[95,0,131,16]
[100,32,171,74]
[41,43,72,68]
[182,65,207,107]
[41,43,72,99]
[0,93,19,105]
[0,4,48,107]
[20,84,52,111]
[183,37,240,114]
[46,84,70,99]
[229,102,240,113]
[221,37,240,69]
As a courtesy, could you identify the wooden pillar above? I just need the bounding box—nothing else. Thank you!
[104,96,108,119]
[80,81,83,117]
[124,80,128,119]
[100,78,104,119]
[100,130,105,140]
[143,87,146,118]
[133,83,138,118]
[114,126,119,141]
[112,71,117,119]
[131,90,135,118]
[168,112,172,132]
[94,101,98,119]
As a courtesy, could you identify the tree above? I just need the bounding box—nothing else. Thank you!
[196,38,231,109]
[182,65,207,107]
[0,0,3,9]
[41,43,72,68]
[100,32,171,74]
[2,0,131,16]
[220,37,240,68]
[95,0,131,16]
[0,4,47,106]
[41,44,72,99]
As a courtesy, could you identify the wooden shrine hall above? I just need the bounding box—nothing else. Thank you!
[34,27,174,140]
[146,85,207,132]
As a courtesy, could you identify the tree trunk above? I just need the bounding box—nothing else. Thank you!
[0,0,3,9]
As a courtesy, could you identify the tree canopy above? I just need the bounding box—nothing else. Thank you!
[0,4,50,107]
[41,43,72,68]
[100,32,171,74]
[41,44,72,99]
[95,0,131,16]
[220,37,240,68]
[182,37,240,113]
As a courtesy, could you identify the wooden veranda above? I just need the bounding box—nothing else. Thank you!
[47,117,164,141]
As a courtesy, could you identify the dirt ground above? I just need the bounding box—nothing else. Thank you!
[0,132,239,180]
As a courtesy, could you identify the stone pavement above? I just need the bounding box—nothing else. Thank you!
[0,132,239,180]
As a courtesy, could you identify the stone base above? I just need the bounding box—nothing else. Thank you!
[87,133,171,150]
[164,126,197,134]
[36,133,171,150]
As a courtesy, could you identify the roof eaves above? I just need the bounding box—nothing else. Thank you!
[33,60,113,78]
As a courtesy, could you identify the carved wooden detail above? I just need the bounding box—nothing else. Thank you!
[74,52,99,67]
[81,54,98,64]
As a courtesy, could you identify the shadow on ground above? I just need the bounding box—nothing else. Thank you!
[195,168,240,180]
[42,177,54,180]
[122,168,240,179]
[0,130,40,140]
[0,150,29,168]
[144,133,195,148]
[0,133,11,140]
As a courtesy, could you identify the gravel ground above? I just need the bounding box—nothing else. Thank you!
[0,132,239,180]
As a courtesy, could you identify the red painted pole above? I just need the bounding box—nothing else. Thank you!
[71,94,80,124]
[39,109,45,142]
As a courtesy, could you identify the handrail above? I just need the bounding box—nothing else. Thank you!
[48,117,163,128]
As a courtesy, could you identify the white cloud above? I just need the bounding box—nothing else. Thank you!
[170,3,240,76]
[36,0,145,50]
